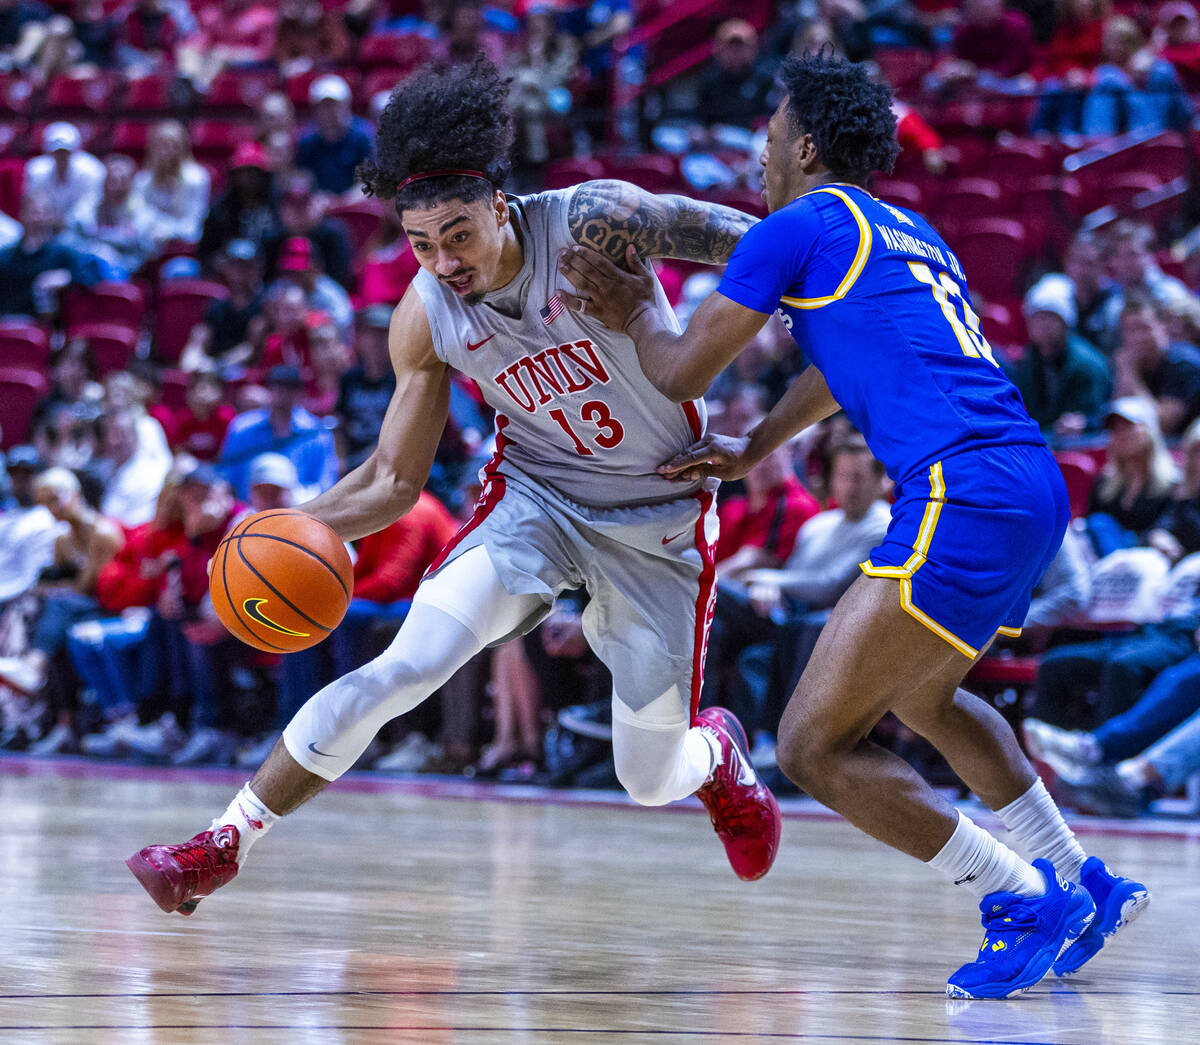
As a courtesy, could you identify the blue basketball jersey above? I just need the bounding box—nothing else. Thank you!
[718,183,1044,488]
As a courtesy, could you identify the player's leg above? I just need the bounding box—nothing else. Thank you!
[587,579,782,881]
[774,574,1095,998]
[126,545,547,914]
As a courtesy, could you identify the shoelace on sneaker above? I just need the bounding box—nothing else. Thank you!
[977,903,1040,952]
[165,833,235,871]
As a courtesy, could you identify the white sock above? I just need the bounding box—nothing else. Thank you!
[211,783,279,863]
[928,810,1046,899]
[996,779,1087,882]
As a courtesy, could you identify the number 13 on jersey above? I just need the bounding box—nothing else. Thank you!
[549,400,626,456]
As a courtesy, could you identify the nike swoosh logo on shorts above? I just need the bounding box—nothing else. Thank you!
[308,742,335,757]
[661,529,689,545]
[467,334,495,351]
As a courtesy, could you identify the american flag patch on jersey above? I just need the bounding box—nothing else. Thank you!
[539,291,565,325]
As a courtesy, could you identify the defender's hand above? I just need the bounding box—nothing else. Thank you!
[658,434,756,482]
[557,244,655,332]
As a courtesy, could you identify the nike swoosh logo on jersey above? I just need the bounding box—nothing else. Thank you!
[467,334,496,351]
[308,742,335,757]
[661,529,689,545]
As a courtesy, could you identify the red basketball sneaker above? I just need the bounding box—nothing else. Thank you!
[125,825,241,915]
[694,706,782,881]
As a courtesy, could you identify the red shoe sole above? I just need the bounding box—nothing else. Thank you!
[125,852,186,914]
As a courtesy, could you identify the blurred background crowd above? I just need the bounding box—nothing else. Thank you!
[3,0,1200,820]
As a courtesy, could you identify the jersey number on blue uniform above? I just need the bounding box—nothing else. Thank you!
[908,262,999,368]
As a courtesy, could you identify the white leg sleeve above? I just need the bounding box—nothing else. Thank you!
[283,546,546,781]
[611,685,715,807]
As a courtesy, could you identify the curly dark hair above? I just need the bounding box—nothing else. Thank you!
[358,58,514,212]
[778,51,900,181]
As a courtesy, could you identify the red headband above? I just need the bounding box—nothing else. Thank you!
[395,168,489,193]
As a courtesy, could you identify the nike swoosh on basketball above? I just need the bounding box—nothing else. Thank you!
[243,598,310,638]
[308,742,335,757]
[467,334,495,351]
[661,529,689,545]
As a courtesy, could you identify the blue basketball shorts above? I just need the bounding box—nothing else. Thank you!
[860,443,1069,659]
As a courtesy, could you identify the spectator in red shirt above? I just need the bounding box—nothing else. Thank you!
[179,0,276,88]
[715,445,819,579]
[170,371,236,461]
[1034,0,1109,82]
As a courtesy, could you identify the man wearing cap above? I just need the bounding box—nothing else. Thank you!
[1010,274,1112,439]
[272,235,353,335]
[197,142,280,268]
[698,20,775,131]
[23,122,105,230]
[217,363,338,502]
[297,74,373,199]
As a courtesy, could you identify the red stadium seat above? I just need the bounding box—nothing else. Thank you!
[874,48,933,91]
[361,67,412,106]
[66,322,139,376]
[705,185,767,218]
[190,120,257,164]
[1055,452,1100,518]
[610,154,680,193]
[154,280,227,364]
[1008,175,1084,256]
[46,74,117,116]
[1095,171,1168,215]
[979,301,1025,352]
[110,121,152,161]
[124,74,175,115]
[935,177,1006,220]
[0,367,49,449]
[0,322,50,369]
[990,140,1054,186]
[0,157,25,218]
[869,178,922,210]
[326,198,386,256]
[61,282,146,331]
[949,219,1029,303]
[160,368,189,410]
[544,157,605,189]
[204,71,280,115]
[358,33,431,72]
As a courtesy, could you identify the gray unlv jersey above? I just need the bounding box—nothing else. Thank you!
[412,187,707,508]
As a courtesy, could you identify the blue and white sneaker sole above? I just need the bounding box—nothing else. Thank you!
[946,896,1096,1000]
[1054,886,1151,977]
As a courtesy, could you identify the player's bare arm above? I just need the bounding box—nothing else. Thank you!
[659,367,841,483]
[557,243,767,402]
[300,287,451,543]
[566,179,755,267]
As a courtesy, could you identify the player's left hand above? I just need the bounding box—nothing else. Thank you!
[658,434,756,482]
[557,244,655,332]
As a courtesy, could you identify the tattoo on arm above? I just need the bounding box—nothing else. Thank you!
[567,179,756,268]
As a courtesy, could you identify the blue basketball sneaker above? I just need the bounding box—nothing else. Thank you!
[1053,856,1150,977]
[946,859,1096,999]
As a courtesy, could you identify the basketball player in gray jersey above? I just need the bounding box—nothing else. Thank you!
[127,59,782,914]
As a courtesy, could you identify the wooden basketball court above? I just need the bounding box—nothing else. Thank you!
[2,757,1196,1043]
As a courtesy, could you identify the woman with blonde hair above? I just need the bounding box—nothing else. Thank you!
[1087,396,1178,554]
[130,120,211,251]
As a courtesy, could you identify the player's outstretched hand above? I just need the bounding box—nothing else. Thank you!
[558,244,655,332]
[658,434,755,482]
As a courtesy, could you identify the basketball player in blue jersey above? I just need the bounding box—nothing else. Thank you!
[559,51,1149,999]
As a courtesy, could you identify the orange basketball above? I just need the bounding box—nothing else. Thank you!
[210,509,353,653]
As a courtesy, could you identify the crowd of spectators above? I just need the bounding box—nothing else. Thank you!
[3,0,1200,818]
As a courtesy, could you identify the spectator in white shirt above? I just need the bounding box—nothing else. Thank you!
[0,447,64,607]
[22,122,105,231]
[94,408,170,527]
[131,120,211,251]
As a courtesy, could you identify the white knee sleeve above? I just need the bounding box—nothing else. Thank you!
[283,546,545,781]
[611,686,714,807]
